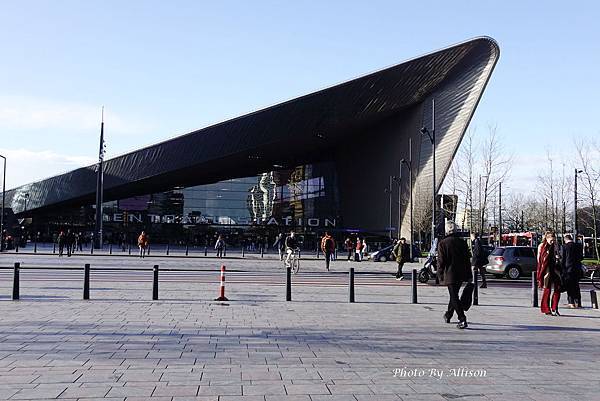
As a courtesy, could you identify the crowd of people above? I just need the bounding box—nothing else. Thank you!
[21,224,588,330]
[436,221,585,330]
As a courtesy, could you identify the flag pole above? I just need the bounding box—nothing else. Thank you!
[94,107,105,249]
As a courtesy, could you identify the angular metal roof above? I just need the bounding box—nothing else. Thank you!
[6,37,499,215]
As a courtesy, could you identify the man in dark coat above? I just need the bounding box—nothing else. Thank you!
[470,233,488,288]
[392,238,409,280]
[438,220,472,329]
[561,234,583,308]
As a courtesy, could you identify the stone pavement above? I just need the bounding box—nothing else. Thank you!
[0,253,599,400]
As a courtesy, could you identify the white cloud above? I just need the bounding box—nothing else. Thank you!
[0,148,96,189]
[0,95,152,134]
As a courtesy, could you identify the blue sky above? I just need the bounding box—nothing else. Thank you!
[1,1,598,190]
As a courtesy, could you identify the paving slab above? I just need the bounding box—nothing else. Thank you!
[0,253,599,400]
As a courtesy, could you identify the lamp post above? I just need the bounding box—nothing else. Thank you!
[478,174,488,237]
[384,174,402,239]
[420,99,436,247]
[574,168,583,242]
[401,143,413,259]
[0,154,5,251]
[498,181,502,246]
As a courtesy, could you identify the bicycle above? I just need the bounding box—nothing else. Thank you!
[284,248,301,274]
[590,265,600,290]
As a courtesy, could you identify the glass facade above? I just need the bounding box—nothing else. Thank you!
[25,162,343,249]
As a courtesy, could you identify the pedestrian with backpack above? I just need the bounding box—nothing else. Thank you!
[321,232,336,271]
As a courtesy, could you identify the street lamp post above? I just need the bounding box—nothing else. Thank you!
[388,175,393,238]
[421,99,436,247]
[498,181,502,246]
[0,154,5,251]
[574,168,583,242]
[401,151,413,260]
[401,138,414,261]
[478,174,488,237]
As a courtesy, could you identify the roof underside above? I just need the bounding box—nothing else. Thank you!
[7,37,499,215]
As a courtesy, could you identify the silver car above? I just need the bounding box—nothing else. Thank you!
[485,246,537,279]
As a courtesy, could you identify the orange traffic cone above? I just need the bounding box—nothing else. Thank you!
[214,265,229,301]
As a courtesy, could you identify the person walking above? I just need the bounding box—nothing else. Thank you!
[215,235,225,258]
[354,237,362,262]
[344,237,354,261]
[77,232,84,251]
[561,234,583,308]
[273,233,285,260]
[57,231,65,257]
[537,231,561,316]
[321,232,336,271]
[361,238,368,260]
[66,229,74,257]
[470,233,488,288]
[438,221,472,329]
[392,238,409,280]
[137,231,149,258]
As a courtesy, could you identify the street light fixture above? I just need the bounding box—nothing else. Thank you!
[0,154,5,251]
[420,99,436,248]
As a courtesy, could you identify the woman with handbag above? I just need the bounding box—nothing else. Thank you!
[537,231,561,316]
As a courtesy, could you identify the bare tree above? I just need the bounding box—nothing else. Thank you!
[575,138,600,259]
[479,124,513,236]
[412,189,432,250]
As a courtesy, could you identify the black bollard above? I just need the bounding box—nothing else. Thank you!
[286,266,292,301]
[260,246,264,258]
[591,290,598,309]
[12,262,20,300]
[109,244,112,255]
[166,243,169,256]
[128,243,132,255]
[242,247,245,258]
[83,263,90,300]
[204,246,207,257]
[34,240,37,253]
[147,245,150,256]
[473,268,479,306]
[152,265,159,300]
[15,243,19,253]
[349,267,355,303]
[411,268,418,304]
[90,244,94,255]
[53,243,56,254]
[223,245,227,257]
[316,248,319,258]
[532,271,538,307]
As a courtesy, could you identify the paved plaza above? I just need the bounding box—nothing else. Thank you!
[0,252,599,400]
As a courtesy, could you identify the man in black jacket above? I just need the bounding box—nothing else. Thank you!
[470,233,488,288]
[438,221,472,329]
[561,234,583,308]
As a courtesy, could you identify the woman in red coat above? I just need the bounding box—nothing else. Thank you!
[537,231,561,316]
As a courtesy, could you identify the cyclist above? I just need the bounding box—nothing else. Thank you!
[284,231,299,267]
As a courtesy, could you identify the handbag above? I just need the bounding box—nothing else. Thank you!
[460,282,474,311]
